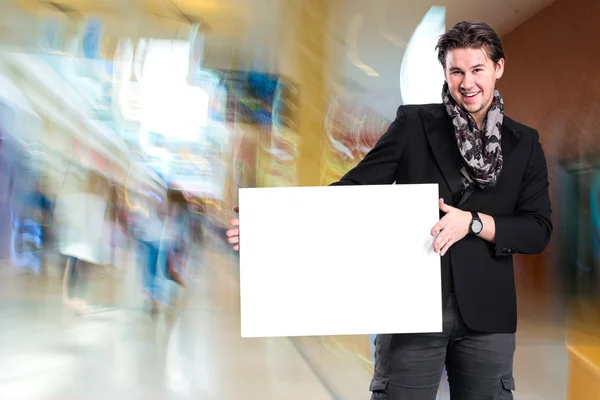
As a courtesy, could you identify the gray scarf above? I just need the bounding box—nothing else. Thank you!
[441,82,504,191]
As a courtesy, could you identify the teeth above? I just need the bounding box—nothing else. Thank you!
[464,92,479,97]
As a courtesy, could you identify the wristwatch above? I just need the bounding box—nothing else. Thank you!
[469,211,483,235]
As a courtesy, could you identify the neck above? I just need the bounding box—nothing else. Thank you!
[471,113,485,130]
[469,101,493,130]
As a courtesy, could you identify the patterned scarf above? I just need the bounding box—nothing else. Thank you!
[441,81,504,191]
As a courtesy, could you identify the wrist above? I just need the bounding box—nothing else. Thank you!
[480,213,496,243]
[468,211,483,235]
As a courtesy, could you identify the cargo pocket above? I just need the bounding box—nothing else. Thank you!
[369,377,389,400]
[496,374,515,400]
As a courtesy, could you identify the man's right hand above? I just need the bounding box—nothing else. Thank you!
[226,206,240,251]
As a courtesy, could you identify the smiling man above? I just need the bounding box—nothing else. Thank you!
[226,21,552,400]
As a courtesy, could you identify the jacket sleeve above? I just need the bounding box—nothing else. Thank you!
[329,106,408,186]
[493,130,553,256]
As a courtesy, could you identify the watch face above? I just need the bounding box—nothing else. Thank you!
[472,220,483,234]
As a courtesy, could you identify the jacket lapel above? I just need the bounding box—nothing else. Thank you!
[420,107,522,207]
[420,107,464,205]
[500,120,521,159]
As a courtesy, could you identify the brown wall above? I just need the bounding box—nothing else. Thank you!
[497,0,600,309]
[499,0,600,162]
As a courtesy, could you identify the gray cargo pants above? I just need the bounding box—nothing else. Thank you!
[369,294,516,399]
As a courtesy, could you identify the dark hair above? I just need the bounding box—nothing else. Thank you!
[167,189,188,210]
[435,21,505,68]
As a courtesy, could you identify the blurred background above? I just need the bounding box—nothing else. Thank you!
[0,0,598,398]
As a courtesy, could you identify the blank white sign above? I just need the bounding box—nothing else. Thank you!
[238,184,442,338]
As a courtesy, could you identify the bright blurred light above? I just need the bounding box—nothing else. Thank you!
[399,6,446,105]
[140,39,209,142]
[142,39,190,83]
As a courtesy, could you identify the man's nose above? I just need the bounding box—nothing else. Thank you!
[460,73,475,90]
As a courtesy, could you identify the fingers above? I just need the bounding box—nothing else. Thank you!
[439,237,454,256]
[229,208,240,250]
[226,225,240,252]
[434,234,452,255]
[226,228,239,239]
[432,199,465,255]
[432,198,456,236]
[433,233,451,253]
[227,230,240,252]
[431,219,446,236]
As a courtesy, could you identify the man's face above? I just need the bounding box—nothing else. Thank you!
[443,47,504,125]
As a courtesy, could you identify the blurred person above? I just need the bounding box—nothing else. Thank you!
[56,170,110,314]
[8,173,51,274]
[107,183,118,267]
[135,189,167,313]
[189,197,208,271]
[107,184,129,272]
[163,189,191,289]
[10,181,46,275]
[22,181,53,243]
[135,188,191,313]
[191,196,207,244]
[10,215,43,274]
[226,21,552,400]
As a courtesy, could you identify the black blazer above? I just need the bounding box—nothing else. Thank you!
[330,103,552,334]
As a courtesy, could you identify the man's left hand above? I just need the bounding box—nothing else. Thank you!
[431,198,471,256]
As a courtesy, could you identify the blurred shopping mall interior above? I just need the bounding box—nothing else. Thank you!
[0,0,599,398]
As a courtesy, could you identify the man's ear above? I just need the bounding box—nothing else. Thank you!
[495,58,505,79]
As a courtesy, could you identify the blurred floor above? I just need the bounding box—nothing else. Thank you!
[0,234,337,400]
[0,233,568,399]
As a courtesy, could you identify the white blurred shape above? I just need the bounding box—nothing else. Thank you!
[399,6,446,105]
[140,39,209,142]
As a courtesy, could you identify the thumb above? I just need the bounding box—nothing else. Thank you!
[439,198,452,212]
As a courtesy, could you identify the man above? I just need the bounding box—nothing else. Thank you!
[226,21,552,400]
